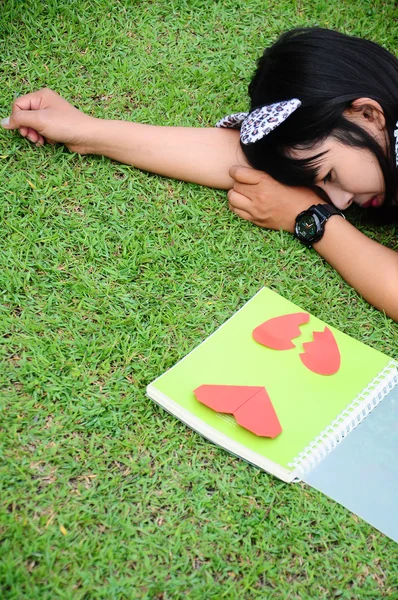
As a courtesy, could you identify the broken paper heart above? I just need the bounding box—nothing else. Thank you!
[253,314,341,375]
[194,315,340,440]
[299,327,341,375]
[252,312,310,350]
[194,384,282,438]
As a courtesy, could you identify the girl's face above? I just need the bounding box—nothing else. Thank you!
[290,99,393,211]
[292,139,386,211]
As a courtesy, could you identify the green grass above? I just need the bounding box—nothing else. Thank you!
[0,1,397,598]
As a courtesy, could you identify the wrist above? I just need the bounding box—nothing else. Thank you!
[82,118,139,163]
[284,188,325,233]
[81,116,107,155]
[294,203,345,246]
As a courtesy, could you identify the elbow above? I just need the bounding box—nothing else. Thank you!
[376,275,398,323]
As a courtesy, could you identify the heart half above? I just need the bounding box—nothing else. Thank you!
[252,312,310,350]
[194,384,282,438]
[299,327,341,375]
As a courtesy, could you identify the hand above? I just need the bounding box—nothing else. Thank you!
[1,88,95,154]
[228,166,321,233]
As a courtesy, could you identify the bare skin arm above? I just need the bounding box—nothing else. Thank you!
[84,120,247,188]
[2,89,397,320]
[228,167,398,322]
[1,88,247,189]
[313,219,398,321]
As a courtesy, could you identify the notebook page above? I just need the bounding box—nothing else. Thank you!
[303,386,398,542]
[151,288,391,471]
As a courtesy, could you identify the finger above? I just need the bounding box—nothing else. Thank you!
[5,108,43,132]
[232,180,265,198]
[26,127,40,144]
[229,165,266,185]
[1,94,43,129]
[12,89,51,112]
[18,126,44,146]
[227,188,255,212]
[2,89,54,131]
[228,203,254,222]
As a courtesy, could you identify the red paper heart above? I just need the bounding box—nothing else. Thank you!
[193,385,262,413]
[194,384,282,438]
[233,388,282,437]
[299,327,341,375]
[252,312,310,350]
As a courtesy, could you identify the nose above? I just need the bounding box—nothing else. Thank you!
[326,189,354,211]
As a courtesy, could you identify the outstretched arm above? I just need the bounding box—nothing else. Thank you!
[228,167,398,322]
[4,90,397,319]
[1,88,247,189]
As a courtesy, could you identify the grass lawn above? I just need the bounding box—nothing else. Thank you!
[0,0,397,598]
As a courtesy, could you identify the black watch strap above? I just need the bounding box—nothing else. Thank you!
[312,203,345,221]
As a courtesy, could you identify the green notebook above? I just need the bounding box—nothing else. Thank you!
[147,288,397,482]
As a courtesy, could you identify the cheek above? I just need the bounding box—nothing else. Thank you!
[339,156,383,192]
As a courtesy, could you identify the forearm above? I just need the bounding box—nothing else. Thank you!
[313,218,398,321]
[227,167,398,321]
[85,119,247,189]
[3,89,246,188]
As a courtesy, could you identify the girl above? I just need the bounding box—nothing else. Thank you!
[2,28,398,321]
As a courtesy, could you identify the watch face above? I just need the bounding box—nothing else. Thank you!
[297,214,317,239]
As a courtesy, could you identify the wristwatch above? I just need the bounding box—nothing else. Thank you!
[294,204,345,247]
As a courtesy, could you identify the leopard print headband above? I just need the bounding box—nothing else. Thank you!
[216,98,301,145]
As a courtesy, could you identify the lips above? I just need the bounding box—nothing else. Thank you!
[362,194,383,209]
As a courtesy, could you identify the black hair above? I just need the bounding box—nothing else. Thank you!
[241,28,398,215]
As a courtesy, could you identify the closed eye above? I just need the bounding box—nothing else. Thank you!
[322,170,332,185]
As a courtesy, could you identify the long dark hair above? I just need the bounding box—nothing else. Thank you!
[241,28,398,213]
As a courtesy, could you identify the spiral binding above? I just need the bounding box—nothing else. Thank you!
[288,360,398,477]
